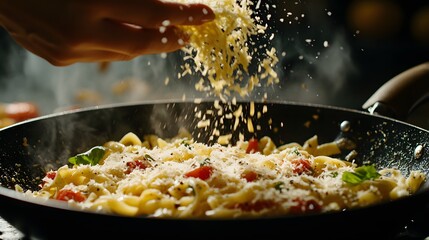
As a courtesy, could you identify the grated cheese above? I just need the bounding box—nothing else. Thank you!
[174,0,279,98]
[23,132,426,219]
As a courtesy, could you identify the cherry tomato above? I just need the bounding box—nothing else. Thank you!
[56,189,86,202]
[184,166,213,180]
[246,138,260,153]
[39,171,57,188]
[125,159,150,174]
[241,170,258,182]
[45,171,57,180]
[291,158,313,175]
[4,102,39,122]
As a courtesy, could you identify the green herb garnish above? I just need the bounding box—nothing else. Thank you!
[144,154,155,162]
[181,140,191,149]
[68,146,106,166]
[342,165,381,185]
[274,182,284,192]
[292,147,301,156]
[200,158,211,166]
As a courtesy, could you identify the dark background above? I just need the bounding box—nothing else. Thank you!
[271,0,429,108]
[0,0,428,121]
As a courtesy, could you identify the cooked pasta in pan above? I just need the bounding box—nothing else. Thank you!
[19,130,426,218]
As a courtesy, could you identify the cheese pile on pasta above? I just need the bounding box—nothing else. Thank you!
[176,0,279,98]
[21,131,425,218]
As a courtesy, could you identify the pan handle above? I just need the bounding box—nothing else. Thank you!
[362,62,429,120]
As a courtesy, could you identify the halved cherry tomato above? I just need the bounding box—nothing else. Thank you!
[45,171,56,180]
[125,158,151,174]
[241,170,258,182]
[4,102,39,122]
[184,166,213,180]
[56,189,86,202]
[39,171,57,188]
[291,158,313,175]
[246,138,260,153]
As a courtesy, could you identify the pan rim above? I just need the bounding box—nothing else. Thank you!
[1,98,427,134]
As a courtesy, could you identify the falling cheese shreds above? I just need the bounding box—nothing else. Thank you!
[173,0,279,98]
[197,119,211,128]
[225,113,233,119]
[262,105,268,113]
[247,117,254,133]
[250,101,255,117]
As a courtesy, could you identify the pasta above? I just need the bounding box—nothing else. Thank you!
[20,130,426,218]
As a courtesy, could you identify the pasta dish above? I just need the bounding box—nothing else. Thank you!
[19,130,426,218]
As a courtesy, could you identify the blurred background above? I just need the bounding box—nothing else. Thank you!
[0,0,428,128]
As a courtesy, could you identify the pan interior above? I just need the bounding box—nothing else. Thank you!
[0,100,428,193]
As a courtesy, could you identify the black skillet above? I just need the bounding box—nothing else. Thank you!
[0,63,428,240]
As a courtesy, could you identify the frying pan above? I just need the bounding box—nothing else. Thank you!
[0,63,428,240]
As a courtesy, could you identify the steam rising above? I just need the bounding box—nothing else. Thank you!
[1,52,208,114]
[275,31,357,105]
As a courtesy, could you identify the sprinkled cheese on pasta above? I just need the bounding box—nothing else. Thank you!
[23,133,426,218]
[176,0,279,98]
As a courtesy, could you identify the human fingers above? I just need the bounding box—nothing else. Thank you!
[59,50,135,65]
[10,19,189,65]
[98,0,215,27]
[35,48,135,66]
[76,19,190,56]
[13,33,134,66]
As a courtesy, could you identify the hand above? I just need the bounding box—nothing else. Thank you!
[0,0,215,66]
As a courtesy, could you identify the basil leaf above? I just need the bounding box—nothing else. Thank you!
[342,165,381,185]
[68,146,106,166]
